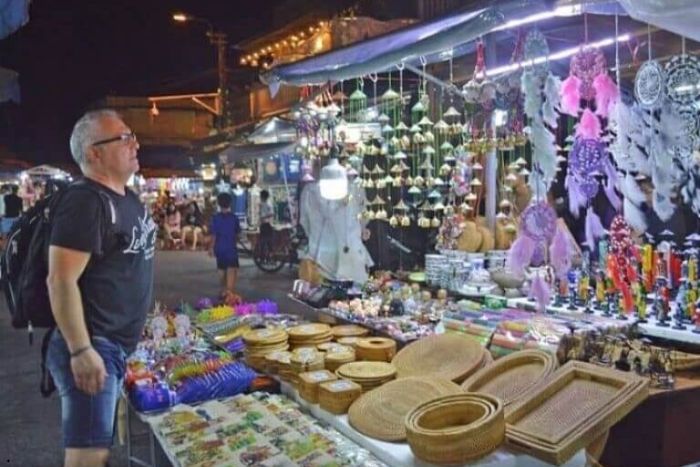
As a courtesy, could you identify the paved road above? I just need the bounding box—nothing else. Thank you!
[0,251,298,466]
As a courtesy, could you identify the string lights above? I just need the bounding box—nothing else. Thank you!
[240,20,328,67]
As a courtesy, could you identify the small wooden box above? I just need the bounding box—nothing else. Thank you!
[298,370,338,403]
[318,379,363,414]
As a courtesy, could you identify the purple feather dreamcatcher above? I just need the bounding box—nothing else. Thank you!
[507,201,556,276]
[506,201,560,313]
[560,44,621,251]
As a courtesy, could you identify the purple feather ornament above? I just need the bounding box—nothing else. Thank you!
[565,172,587,216]
[530,273,552,313]
[549,224,572,280]
[507,234,536,276]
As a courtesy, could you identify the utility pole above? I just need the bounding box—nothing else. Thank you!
[208,31,228,128]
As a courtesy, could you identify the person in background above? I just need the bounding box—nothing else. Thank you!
[258,189,274,257]
[209,192,240,298]
[2,184,23,235]
[163,202,182,248]
[181,200,204,250]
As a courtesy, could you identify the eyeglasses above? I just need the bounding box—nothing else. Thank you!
[92,131,137,147]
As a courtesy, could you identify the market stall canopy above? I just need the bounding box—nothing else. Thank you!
[247,117,297,144]
[0,0,30,39]
[615,0,700,43]
[219,141,296,164]
[261,0,568,93]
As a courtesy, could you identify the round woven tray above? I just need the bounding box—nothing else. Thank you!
[392,334,485,383]
[331,324,370,338]
[460,349,557,410]
[348,377,462,441]
[288,323,331,338]
[356,337,397,362]
[243,327,287,343]
[336,361,397,391]
[406,393,505,464]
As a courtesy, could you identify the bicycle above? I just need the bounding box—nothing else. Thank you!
[252,225,305,273]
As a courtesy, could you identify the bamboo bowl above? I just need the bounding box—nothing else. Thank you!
[405,393,505,464]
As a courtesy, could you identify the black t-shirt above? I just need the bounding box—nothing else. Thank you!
[4,193,22,217]
[50,179,157,352]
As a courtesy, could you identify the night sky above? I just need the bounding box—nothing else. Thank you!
[0,0,286,164]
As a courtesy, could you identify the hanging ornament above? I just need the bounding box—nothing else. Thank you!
[348,79,367,122]
[664,54,700,108]
[506,201,556,276]
[569,47,607,102]
[634,60,665,110]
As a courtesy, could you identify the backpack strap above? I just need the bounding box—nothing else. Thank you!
[40,327,56,397]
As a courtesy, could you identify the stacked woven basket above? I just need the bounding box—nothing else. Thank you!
[287,323,332,349]
[405,393,505,464]
[331,324,369,339]
[319,379,363,414]
[242,328,289,371]
[319,343,356,372]
[335,361,396,392]
[356,337,397,362]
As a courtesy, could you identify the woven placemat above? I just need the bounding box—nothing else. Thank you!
[243,328,288,345]
[336,361,396,380]
[392,334,484,382]
[348,377,462,441]
[461,349,557,410]
[331,324,370,338]
[288,323,331,338]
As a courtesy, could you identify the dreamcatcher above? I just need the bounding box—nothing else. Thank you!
[560,41,621,249]
[606,215,640,315]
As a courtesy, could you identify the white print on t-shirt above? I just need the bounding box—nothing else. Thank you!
[123,209,158,260]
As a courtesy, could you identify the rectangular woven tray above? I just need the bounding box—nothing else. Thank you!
[505,361,649,465]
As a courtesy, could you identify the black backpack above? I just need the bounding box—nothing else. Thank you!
[0,181,116,395]
[2,180,116,335]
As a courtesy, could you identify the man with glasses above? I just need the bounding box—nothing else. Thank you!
[45,109,156,467]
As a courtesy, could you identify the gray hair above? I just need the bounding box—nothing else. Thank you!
[69,109,120,166]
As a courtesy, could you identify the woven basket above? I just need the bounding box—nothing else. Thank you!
[337,337,362,348]
[348,377,462,441]
[392,334,484,383]
[505,361,649,465]
[406,393,505,464]
[336,361,397,392]
[324,347,357,373]
[356,337,397,362]
[461,349,557,412]
[319,379,363,414]
[242,328,288,345]
[298,370,338,403]
[331,324,370,338]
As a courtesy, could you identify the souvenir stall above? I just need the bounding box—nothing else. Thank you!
[128,0,700,465]
[258,0,700,465]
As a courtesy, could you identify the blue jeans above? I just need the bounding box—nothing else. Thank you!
[46,332,126,448]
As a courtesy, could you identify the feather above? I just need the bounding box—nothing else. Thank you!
[593,73,619,118]
[507,233,536,276]
[542,72,561,128]
[522,70,542,119]
[531,124,557,183]
[603,160,621,211]
[550,223,572,280]
[576,108,602,139]
[560,75,581,116]
[530,273,552,313]
[622,173,647,205]
[623,198,648,232]
[585,207,606,252]
[652,191,676,221]
[565,173,586,216]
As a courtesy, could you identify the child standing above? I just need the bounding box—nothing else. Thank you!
[209,193,241,297]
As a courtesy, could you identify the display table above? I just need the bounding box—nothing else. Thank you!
[506,297,700,345]
[278,381,586,467]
